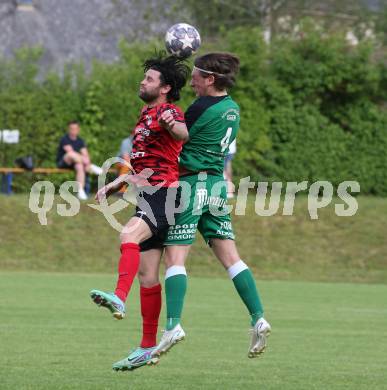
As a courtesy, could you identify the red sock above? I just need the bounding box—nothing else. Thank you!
[140,284,162,348]
[114,243,140,302]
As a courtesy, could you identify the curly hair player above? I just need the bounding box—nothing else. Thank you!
[89,53,190,368]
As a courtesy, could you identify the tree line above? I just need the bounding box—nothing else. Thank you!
[0,23,386,194]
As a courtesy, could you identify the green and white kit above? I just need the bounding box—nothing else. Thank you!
[165,95,240,246]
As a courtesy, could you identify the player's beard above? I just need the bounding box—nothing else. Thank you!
[139,87,161,103]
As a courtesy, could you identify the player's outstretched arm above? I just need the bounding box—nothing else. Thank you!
[95,173,132,203]
[169,121,189,142]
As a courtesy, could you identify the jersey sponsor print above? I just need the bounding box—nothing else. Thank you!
[131,103,185,187]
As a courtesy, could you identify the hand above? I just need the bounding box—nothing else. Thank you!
[95,183,115,204]
[158,110,175,131]
[95,172,135,203]
[125,158,135,174]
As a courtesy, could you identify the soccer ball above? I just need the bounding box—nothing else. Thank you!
[165,23,201,59]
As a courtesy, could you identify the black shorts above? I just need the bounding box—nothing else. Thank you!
[135,186,180,252]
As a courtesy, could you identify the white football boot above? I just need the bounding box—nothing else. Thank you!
[152,324,186,357]
[248,317,271,358]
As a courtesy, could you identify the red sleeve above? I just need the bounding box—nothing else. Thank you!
[158,104,185,123]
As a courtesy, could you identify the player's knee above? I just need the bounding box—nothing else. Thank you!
[119,232,141,244]
[164,253,186,268]
[120,232,130,243]
[138,269,159,287]
[164,257,176,268]
[120,217,152,244]
[210,238,240,268]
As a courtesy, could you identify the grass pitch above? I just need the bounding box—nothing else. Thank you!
[1,195,387,283]
[1,272,386,390]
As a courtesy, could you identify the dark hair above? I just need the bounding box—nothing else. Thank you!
[67,120,80,127]
[143,52,190,101]
[194,52,240,91]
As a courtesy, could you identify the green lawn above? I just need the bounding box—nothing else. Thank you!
[1,194,387,283]
[1,272,386,390]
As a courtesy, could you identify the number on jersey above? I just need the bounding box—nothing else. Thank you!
[220,127,233,153]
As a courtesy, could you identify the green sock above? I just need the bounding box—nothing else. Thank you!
[165,273,187,330]
[232,268,264,326]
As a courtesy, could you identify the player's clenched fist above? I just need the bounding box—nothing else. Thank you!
[158,110,175,131]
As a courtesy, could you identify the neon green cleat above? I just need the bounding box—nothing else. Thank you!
[113,347,159,371]
[90,289,126,320]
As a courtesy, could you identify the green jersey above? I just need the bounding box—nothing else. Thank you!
[180,95,240,175]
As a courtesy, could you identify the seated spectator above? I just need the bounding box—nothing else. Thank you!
[56,120,102,200]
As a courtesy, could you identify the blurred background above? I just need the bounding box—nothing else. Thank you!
[1,1,387,282]
[1,2,387,389]
[1,0,387,192]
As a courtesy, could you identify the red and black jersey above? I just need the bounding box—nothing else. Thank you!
[130,103,185,187]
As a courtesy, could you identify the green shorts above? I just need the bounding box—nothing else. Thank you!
[164,173,235,246]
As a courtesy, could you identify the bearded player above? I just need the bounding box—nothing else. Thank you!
[89,53,190,367]
[111,53,271,371]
